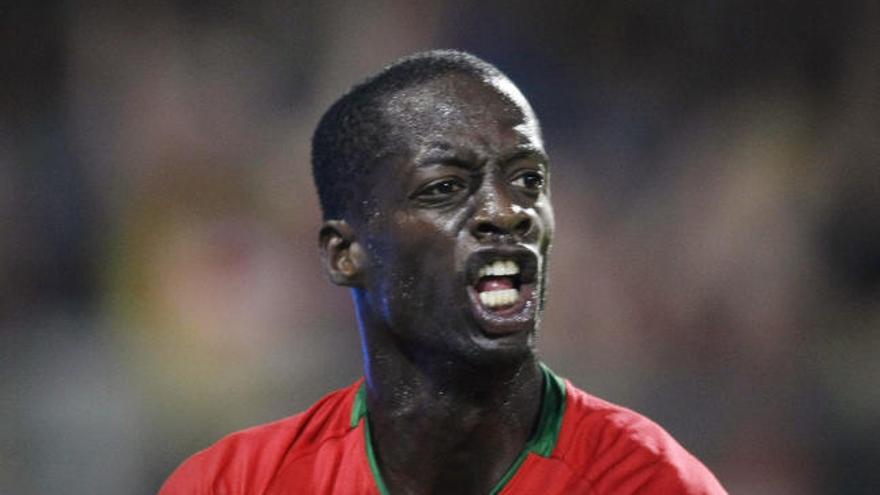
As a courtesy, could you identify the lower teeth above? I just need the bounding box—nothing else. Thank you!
[479,288,519,308]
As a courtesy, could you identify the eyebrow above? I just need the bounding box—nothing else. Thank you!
[414,143,548,169]
[500,145,549,166]
[414,143,476,170]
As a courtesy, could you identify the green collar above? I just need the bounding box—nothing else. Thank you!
[350,363,567,495]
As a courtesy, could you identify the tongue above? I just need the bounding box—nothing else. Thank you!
[476,276,515,293]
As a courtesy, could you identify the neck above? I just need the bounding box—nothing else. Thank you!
[356,303,545,494]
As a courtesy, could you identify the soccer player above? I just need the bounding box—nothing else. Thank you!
[159,50,726,494]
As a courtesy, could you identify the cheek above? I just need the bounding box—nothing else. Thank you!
[370,214,458,291]
[536,201,555,251]
[367,218,462,326]
[388,209,463,255]
[401,220,458,277]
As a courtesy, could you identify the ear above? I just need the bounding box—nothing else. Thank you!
[319,220,366,287]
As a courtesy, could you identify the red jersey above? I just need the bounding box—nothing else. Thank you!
[160,366,726,494]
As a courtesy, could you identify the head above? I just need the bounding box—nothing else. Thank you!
[313,50,555,365]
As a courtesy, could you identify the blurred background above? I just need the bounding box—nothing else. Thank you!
[1,1,878,493]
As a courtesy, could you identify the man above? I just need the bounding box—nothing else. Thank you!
[160,50,726,494]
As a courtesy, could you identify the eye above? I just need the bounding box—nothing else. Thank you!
[414,177,467,199]
[510,170,545,191]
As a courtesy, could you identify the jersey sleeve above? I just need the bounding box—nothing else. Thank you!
[582,409,727,494]
[559,383,727,494]
[157,427,289,495]
[158,449,214,495]
[156,383,362,495]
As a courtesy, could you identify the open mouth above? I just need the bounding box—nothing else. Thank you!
[465,247,540,335]
[475,260,523,309]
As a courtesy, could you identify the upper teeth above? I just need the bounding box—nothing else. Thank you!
[479,289,518,308]
[478,260,520,278]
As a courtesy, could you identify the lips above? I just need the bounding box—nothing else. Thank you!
[464,246,541,336]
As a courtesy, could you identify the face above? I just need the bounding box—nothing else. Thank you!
[352,73,555,363]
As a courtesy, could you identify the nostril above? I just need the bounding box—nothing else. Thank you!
[472,217,531,240]
[514,218,531,236]
[475,222,502,237]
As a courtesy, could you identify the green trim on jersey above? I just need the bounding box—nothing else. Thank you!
[488,363,566,494]
[350,384,368,428]
[351,385,391,495]
[351,363,567,495]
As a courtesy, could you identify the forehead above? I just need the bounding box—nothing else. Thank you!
[377,73,543,153]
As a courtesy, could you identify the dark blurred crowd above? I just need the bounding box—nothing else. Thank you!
[1,1,878,494]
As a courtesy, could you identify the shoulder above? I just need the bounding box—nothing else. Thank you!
[556,381,727,495]
[158,380,363,495]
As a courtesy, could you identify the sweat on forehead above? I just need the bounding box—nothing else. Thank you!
[311,50,532,222]
[379,74,532,141]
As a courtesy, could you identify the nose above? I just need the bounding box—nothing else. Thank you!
[469,181,533,242]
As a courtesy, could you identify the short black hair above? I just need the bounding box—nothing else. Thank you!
[311,49,506,221]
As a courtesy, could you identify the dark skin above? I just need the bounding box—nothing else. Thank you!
[320,72,555,494]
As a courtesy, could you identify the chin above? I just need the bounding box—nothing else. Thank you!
[460,327,540,367]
